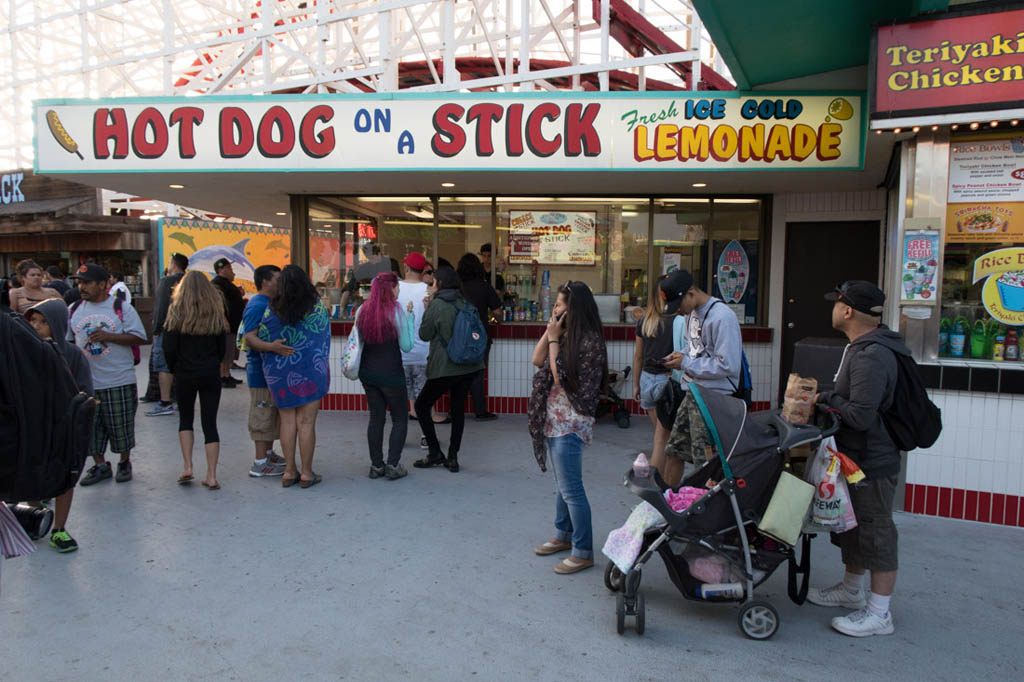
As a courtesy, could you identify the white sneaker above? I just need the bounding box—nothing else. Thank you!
[831,607,894,637]
[807,582,866,609]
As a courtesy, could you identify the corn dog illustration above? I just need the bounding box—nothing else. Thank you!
[46,110,84,160]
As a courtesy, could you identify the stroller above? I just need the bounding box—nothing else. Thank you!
[596,366,632,429]
[605,382,839,639]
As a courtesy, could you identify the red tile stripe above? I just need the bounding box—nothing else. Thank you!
[902,484,1023,528]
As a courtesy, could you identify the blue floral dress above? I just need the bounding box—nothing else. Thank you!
[258,300,331,409]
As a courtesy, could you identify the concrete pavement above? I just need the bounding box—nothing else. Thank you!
[2,361,1023,682]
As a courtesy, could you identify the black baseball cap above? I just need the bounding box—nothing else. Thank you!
[213,258,232,271]
[660,269,694,314]
[70,263,109,282]
[825,280,885,316]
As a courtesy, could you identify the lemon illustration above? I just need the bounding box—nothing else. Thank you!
[828,97,854,121]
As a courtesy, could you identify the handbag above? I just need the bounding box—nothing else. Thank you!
[758,470,815,546]
[341,322,363,380]
[655,379,684,430]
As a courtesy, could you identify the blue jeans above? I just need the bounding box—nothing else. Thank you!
[151,334,170,373]
[548,434,593,559]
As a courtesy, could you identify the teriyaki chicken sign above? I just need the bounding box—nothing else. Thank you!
[35,93,863,173]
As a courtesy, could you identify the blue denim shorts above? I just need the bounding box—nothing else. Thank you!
[639,371,669,410]
[151,333,169,373]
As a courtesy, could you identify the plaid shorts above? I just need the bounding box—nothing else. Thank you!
[90,384,138,456]
[665,390,710,465]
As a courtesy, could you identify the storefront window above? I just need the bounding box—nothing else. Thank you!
[435,198,495,273]
[653,198,710,292]
[709,199,762,324]
[935,135,1024,363]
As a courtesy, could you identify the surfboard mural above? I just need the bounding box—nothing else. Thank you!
[716,239,749,303]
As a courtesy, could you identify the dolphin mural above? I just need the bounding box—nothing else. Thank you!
[187,238,256,283]
[168,231,197,251]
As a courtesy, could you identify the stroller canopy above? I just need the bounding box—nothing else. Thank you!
[689,383,778,478]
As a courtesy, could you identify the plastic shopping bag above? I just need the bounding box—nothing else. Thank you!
[341,323,363,380]
[802,436,857,534]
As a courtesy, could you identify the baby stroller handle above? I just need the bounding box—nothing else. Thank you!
[819,405,841,439]
[772,406,841,452]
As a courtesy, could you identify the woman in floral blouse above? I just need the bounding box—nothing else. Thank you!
[527,281,608,574]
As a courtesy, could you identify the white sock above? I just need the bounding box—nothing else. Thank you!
[843,571,863,594]
[866,592,891,618]
[254,457,267,465]
[266,449,275,456]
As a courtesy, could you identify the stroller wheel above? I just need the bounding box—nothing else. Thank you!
[615,594,626,635]
[738,601,780,640]
[604,562,624,592]
[635,592,645,635]
[615,410,630,429]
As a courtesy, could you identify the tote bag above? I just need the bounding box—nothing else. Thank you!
[341,323,363,380]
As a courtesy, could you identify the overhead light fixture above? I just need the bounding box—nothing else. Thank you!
[912,126,920,133]
[990,121,998,127]
[405,206,434,219]
[276,211,287,216]
[931,125,939,131]
[893,127,901,133]
[875,129,883,134]
[970,122,979,130]
[323,224,332,228]
[1013,120,1020,126]
[385,219,480,229]
[440,182,455,188]
[168,184,184,189]
[622,211,639,217]
[951,124,959,130]
[692,182,707,188]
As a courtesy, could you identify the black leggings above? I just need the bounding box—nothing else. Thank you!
[176,375,222,444]
[415,371,479,457]
[362,382,409,467]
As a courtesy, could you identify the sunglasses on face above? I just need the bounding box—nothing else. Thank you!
[423,269,434,275]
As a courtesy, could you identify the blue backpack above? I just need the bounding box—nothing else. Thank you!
[446,300,488,365]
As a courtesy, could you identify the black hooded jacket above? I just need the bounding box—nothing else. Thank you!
[27,298,94,395]
[819,325,909,480]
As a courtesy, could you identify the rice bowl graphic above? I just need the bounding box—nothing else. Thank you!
[996,271,1024,312]
[957,211,1008,233]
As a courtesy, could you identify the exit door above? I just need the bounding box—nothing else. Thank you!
[780,221,881,397]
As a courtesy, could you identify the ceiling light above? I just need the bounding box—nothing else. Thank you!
[168,184,184,189]
[692,182,707,188]
[405,206,434,219]
[970,122,979,130]
[1012,120,1019,126]
[990,121,998,127]
[875,129,883,134]
[622,211,638,217]
[951,124,959,130]
[931,125,939,131]
[441,182,455,188]
[912,126,920,133]
[276,211,287,216]
[893,127,901,133]
[323,224,332,228]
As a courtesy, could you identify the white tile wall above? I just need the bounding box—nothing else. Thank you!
[909,390,1024,497]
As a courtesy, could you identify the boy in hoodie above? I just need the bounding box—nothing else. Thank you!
[808,280,907,638]
[25,299,95,552]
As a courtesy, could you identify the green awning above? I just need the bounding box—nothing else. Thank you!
[693,0,950,89]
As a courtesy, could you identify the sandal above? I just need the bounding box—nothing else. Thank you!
[200,481,220,490]
[534,540,572,556]
[176,474,194,485]
[300,473,322,488]
[281,475,300,488]
[554,557,594,574]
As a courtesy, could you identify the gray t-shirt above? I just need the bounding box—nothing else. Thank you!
[68,296,146,390]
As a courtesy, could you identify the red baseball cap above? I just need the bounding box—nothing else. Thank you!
[403,252,428,270]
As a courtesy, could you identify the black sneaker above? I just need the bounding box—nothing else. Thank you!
[50,530,79,553]
[221,377,237,389]
[475,412,498,421]
[80,463,112,486]
[115,460,133,483]
[368,464,386,479]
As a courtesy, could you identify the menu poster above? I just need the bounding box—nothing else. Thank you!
[716,239,749,303]
[945,135,1024,243]
[900,227,941,305]
[508,210,597,265]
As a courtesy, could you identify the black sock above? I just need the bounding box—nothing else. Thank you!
[160,400,171,407]
[52,527,63,533]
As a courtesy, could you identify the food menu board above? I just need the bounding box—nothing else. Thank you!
[508,210,597,265]
[945,135,1024,243]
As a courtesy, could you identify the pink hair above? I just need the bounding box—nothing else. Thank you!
[356,272,400,344]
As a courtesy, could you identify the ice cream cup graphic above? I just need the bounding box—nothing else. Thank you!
[996,271,1024,312]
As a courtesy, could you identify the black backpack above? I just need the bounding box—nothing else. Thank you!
[878,347,942,451]
[0,313,97,501]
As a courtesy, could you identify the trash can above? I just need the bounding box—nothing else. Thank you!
[792,337,848,393]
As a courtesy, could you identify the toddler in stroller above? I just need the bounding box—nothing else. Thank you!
[604,382,838,639]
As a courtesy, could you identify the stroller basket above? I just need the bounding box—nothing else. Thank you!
[608,383,839,639]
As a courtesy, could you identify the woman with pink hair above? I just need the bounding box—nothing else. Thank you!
[356,272,416,479]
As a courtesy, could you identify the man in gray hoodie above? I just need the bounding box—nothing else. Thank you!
[25,298,94,553]
[808,280,907,638]
[661,269,743,487]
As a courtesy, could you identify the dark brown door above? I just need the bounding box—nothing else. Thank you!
[780,221,881,398]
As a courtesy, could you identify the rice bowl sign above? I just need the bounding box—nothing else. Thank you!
[973,247,1024,325]
[34,93,863,173]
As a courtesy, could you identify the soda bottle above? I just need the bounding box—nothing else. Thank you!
[1006,330,1019,361]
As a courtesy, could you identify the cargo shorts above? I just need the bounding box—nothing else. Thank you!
[248,387,280,441]
[831,475,899,572]
[665,390,710,466]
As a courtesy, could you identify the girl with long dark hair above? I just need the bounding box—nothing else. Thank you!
[258,265,331,488]
[528,281,608,574]
[162,270,228,489]
[356,272,415,480]
[412,265,485,473]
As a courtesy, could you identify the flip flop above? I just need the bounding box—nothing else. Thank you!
[534,540,572,556]
[300,473,322,489]
[433,417,452,424]
[281,475,300,488]
[554,557,594,574]
[176,474,194,485]
[200,481,220,490]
